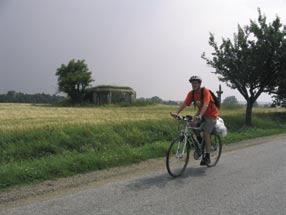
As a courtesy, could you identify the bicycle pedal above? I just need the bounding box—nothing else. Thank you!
[193,151,200,160]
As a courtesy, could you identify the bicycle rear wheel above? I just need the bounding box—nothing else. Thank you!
[206,134,222,167]
[166,137,190,177]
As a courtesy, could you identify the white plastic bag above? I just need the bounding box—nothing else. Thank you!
[215,117,228,137]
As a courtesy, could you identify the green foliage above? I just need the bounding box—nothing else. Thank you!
[0,91,65,104]
[120,98,156,107]
[56,59,93,103]
[202,8,286,125]
[222,96,239,106]
[0,119,178,164]
[137,97,162,105]
[272,78,286,107]
[0,142,168,189]
[1,105,286,190]
[122,96,178,107]
[224,128,286,144]
[149,96,163,103]
[1,108,286,189]
[94,85,133,90]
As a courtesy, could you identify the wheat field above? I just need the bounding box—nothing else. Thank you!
[0,103,286,189]
[1,103,285,132]
[0,103,180,132]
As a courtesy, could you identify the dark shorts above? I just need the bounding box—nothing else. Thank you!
[200,117,217,134]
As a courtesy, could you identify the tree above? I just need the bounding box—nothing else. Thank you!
[149,96,163,104]
[202,9,286,126]
[253,101,259,107]
[56,59,93,103]
[0,91,65,104]
[272,79,286,107]
[222,96,239,106]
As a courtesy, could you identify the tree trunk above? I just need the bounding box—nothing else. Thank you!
[245,100,254,126]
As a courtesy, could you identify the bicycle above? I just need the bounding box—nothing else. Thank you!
[166,115,222,177]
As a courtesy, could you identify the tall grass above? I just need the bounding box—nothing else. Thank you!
[0,103,286,190]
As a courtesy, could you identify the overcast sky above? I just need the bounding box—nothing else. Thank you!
[1,0,286,102]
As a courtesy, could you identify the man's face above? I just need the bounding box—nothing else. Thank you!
[191,81,201,91]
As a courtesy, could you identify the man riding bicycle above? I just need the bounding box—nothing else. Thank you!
[170,75,219,165]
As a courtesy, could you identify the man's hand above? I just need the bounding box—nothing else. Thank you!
[191,115,202,127]
[170,112,178,118]
[194,115,202,121]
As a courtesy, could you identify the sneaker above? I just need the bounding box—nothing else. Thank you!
[200,155,211,166]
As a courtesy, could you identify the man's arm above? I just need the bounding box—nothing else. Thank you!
[170,92,192,117]
[177,103,187,114]
[196,88,210,119]
[170,103,187,117]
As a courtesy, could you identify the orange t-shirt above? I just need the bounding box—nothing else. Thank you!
[184,87,219,119]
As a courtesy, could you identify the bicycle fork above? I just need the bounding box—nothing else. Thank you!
[176,130,188,159]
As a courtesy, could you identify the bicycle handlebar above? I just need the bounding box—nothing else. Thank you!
[174,115,193,121]
[172,115,202,130]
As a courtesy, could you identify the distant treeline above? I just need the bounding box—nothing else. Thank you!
[0,91,65,104]
[124,96,179,107]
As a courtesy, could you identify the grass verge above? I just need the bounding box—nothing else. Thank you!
[1,108,286,190]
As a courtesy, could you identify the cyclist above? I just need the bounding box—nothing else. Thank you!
[170,75,219,165]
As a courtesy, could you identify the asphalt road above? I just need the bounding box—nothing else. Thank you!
[1,135,286,215]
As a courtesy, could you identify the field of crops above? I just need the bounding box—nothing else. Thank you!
[1,103,286,190]
[0,103,178,132]
[1,103,285,131]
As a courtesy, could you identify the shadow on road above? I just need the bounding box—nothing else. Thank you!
[125,167,207,192]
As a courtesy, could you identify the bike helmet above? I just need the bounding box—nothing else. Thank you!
[189,75,202,83]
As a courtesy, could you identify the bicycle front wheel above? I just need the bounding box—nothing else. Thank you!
[166,137,190,177]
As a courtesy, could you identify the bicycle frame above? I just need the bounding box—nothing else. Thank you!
[178,125,189,156]
[177,117,205,158]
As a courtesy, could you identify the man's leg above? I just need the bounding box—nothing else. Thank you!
[200,117,216,165]
[199,131,211,165]
[203,131,211,154]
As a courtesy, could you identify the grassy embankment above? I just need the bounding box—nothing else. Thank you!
[0,103,286,190]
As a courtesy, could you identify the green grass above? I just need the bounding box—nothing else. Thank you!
[0,103,286,190]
